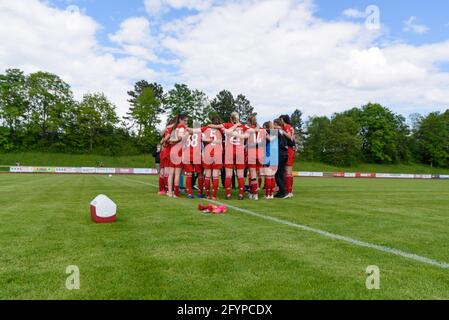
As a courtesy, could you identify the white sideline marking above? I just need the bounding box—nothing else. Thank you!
[114,176,449,269]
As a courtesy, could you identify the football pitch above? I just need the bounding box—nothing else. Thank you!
[1,174,449,300]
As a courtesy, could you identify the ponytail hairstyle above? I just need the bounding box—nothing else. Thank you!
[263,121,273,130]
[177,113,189,126]
[230,112,240,124]
[210,114,222,125]
[248,115,258,127]
[280,114,291,125]
[273,118,284,128]
[168,115,179,127]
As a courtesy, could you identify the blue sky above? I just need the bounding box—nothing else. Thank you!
[52,0,449,49]
[2,0,449,120]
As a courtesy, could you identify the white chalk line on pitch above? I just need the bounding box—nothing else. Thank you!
[112,175,449,269]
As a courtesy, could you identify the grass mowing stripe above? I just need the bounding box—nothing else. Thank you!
[113,176,449,270]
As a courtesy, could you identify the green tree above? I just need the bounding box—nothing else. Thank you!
[164,84,211,125]
[235,94,255,123]
[210,90,236,121]
[127,86,162,152]
[0,69,29,148]
[303,116,331,162]
[414,112,449,167]
[26,71,75,148]
[323,114,363,166]
[359,103,409,163]
[76,93,119,152]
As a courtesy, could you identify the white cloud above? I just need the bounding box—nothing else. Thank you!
[108,17,157,60]
[403,16,430,35]
[161,0,449,119]
[343,8,366,19]
[144,0,212,15]
[0,0,156,116]
[1,0,448,123]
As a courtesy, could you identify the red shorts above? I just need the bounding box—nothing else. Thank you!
[203,162,222,170]
[247,148,262,169]
[160,148,170,168]
[184,164,203,173]
[224,162,246,170]
[247,160,262,169]
[286,148,295,167]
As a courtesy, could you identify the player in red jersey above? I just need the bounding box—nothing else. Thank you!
[160,117,177,197]
[169,114,189,198]
[202,115,224,200]
[183,124,206,199]
[222,112,249,200]
[246,116,264,200]
[280,115,296,198]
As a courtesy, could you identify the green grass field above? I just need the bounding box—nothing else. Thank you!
[1,173,449,300]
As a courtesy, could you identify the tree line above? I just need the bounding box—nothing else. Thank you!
[1,68,448,168]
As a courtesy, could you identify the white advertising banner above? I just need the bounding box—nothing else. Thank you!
[375,173,415,179]
[81,167,96,174]
[414,174,432,179]
[297,172,324,177]
[10,166,33,173]
[134,168,158,175]
[344,173,357,178]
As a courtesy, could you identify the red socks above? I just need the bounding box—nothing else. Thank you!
[174,185,180,197]
[204,177,211,197]
[225,177,232,197]
[238,177,245,196]
[212,177,219,198]
[185,174,193,196]
[158,176,165,193]
[250,179,258,195]
[286,174,293,194]
[198,174,204,196]
[265,176,274,196]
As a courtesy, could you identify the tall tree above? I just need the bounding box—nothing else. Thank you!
[26,71,74,147]
[127,86,162,152]
[164,84,211,125]
[210,90,235,121]
[0,69,29,148]
[414,112,449,167]
[359,103,409,163]
[323,114,363,166]
[235,94,255,123]
[76,93,119,152]
[303,116,331,162]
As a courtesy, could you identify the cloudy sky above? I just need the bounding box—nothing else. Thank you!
[1,0,449,122]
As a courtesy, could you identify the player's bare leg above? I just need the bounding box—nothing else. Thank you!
[158,167,166,195]
[167,167,175,198]
[174,167,182,197]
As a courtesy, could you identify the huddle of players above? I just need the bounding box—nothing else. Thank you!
[158,112,296,201]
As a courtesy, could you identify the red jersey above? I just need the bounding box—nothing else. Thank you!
[202,127,223,157]
[283,124,294,140]
[223,123,248,147]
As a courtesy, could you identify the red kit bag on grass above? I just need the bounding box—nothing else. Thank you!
[198,204,227,214]
[90,195,117,223]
